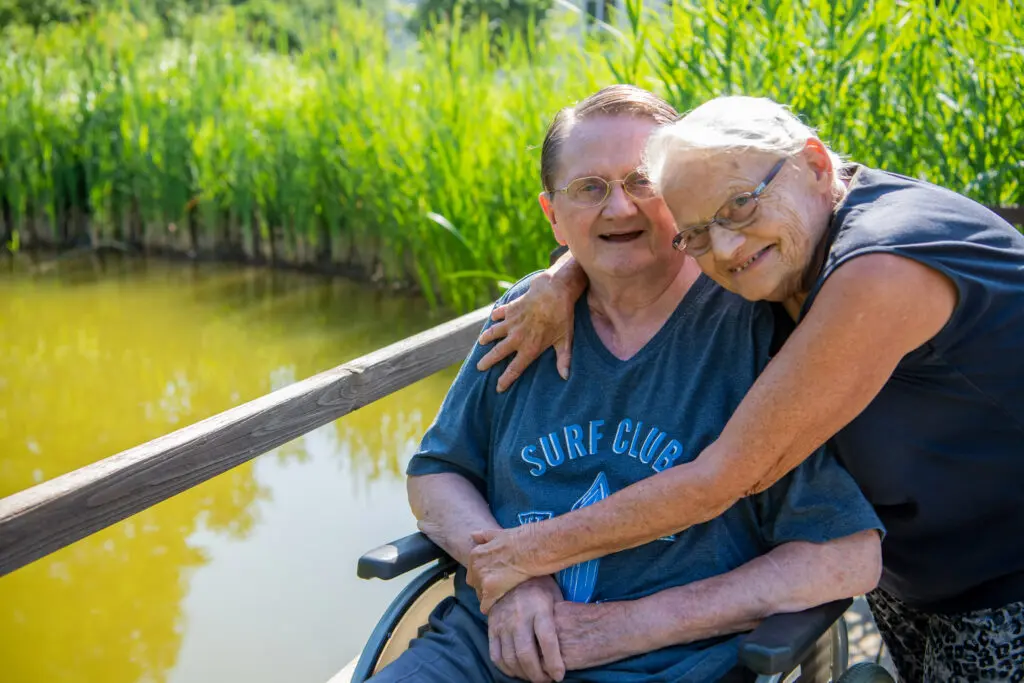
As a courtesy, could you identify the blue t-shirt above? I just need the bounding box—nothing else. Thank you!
[800,164,1024,613]
[409,274,882,683]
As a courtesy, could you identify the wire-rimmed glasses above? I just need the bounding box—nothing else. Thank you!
[552,170,657,208]
[671,158,788,255]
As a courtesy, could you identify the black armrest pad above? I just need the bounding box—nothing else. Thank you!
[738,598,852,674]
[357,532,451,580]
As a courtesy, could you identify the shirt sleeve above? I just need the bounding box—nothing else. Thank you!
[404,276,537,494]
[755,447,884,548]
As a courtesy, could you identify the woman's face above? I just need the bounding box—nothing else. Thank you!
[659,145,835,303]
[541,116,682,282]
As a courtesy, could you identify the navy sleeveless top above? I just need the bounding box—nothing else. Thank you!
[800,164,1024,613]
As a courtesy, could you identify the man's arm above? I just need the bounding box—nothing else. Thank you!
[409,473,566,683]
[470,254,954,610]
[554,530,882,670]
[409,472,500,566]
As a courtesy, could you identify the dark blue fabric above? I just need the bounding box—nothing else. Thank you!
[800,164,1024,613]
[367,597,758,683]
[407,274,881,682]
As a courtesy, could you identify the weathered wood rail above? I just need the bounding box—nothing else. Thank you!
[0,202,1020,578]
[0,305,492,578]
[991,205,1024,226]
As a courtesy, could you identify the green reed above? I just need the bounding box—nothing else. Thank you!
[623,0,1023,207]
[1,0,1021,309]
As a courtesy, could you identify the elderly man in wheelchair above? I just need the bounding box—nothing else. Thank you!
[352,85,890,683]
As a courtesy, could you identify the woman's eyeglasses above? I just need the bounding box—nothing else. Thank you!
[671,158,788,255]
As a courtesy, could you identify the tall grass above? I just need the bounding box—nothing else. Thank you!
[617,0,1024,207]
[1,0,1021,309]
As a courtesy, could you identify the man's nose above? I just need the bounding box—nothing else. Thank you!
[601,182,638,218]
[709,224,747,263]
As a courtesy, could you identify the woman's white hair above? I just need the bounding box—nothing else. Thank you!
[645,96,846,199]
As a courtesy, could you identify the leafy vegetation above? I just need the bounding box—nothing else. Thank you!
[1,0,1021,310]
[408,0,553,42]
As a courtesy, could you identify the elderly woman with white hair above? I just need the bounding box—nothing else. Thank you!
[466,95,1024,682]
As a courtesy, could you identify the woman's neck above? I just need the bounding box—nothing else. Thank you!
[785,168,854,321]
[587,257,702,360]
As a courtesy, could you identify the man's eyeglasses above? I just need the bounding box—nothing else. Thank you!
[671,158,788,255]
[552,170,657,208]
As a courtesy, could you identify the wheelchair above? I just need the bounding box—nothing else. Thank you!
[344,532,895,683]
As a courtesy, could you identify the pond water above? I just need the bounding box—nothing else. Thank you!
[0,255,464,683]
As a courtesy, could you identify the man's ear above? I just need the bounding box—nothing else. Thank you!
[538,192,567,245]
[800,137,834,193]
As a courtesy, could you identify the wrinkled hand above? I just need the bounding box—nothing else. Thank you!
[554,600,637,671]
[469,529,536,614]
[488,576,566,683]
[476,271,576,392]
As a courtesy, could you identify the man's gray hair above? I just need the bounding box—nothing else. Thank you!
[644,96,846,199]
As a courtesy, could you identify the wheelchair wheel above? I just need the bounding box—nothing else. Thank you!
[835,662,895,683]
[351,561,457,682]
[781,615,847,683]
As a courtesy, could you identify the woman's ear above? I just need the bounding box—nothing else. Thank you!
[801,138,834,193]
[538,192,567,245]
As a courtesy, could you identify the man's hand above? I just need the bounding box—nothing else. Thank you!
[470,529,537,613]
[554,600,640,671]
[488,576,566,683]
[476,270,577,392]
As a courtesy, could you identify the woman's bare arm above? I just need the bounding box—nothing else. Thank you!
[469,253,956,611]
[477,251,588,392]
[554,530,882,670]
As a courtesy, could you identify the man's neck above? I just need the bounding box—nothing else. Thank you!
[587,257,702,361]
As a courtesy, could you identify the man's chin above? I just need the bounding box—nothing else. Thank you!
[589,254,668,280]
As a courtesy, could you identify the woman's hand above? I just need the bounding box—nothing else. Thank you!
[477,270,577,393]
[488,576,566,683]
[469,528,537,614]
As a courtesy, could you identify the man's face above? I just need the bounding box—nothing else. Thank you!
[541,116,680,281]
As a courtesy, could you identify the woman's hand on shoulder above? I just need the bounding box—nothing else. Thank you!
[477,270,579,392]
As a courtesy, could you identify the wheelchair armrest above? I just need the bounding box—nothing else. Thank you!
[357,532,452,580]
[737,597,852,675]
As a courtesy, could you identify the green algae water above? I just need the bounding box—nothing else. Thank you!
[0,255,461,683]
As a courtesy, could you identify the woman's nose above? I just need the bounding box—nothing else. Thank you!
[709,224,747,263]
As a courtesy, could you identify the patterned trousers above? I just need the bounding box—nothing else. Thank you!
[867,587,1024,682]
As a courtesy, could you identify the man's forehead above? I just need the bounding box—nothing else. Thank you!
[558,116,654,175]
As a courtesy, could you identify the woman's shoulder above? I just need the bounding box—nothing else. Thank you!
[832,164,1017,253]
[806,165,1024,340]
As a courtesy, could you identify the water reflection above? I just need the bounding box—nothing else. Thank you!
[0,256,459,682]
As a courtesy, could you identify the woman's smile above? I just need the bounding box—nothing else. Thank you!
[726,244,775,274]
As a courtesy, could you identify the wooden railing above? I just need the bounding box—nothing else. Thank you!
[0,203,1020,578]
[991,205,1024,227]
[0,305,492,578]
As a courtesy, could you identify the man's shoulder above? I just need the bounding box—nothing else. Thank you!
[496,270,544,307]
[684,277,778,342]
